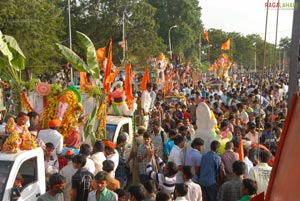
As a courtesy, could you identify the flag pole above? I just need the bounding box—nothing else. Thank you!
[208,40,211,70]
[199,33,202,68]
[274,0,280,72]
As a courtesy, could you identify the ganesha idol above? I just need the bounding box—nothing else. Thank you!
[107,85,136,116]
[193,102,217,153]
[194,102,232,154]
[155,53,168,84]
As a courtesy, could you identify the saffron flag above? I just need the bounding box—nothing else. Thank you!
[79,72,87,90]
[203,30,209,41]
[125,63,133,109]
[104,39,113,92]
[104,70,118,85]
[96,47,106,61]
[141,68,150,92]
[238,137,244,161]
[221,39,230,50]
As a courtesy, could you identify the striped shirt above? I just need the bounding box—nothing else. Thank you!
[146,157,176,195]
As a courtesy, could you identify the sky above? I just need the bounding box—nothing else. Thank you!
[199,0,294,44]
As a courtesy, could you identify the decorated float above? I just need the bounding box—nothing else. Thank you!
[208,53,231,81]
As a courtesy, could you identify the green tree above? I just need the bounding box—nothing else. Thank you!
[202,28,228,64]
[279,37,291,70]
[59,0,164,68]
[146,0,203,62]
[0,0,65,80]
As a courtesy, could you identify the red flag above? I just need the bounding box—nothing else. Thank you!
[141,68,150,92]
[238,137,244,161]
[203,30,209,41]
[104,39,113,92]
[221,39,230,50]
[125,63,133,109]
[250,192,264,201]
[96,47,106,61]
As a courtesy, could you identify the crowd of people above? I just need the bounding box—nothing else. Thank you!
[0,65,290,201]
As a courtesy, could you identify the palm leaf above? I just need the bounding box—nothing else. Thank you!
[56,43,88,72]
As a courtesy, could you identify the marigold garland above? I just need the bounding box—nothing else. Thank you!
[96,102,106,140]
[59,90,84,139]
[41,95,59,128]
[21,91,34,112]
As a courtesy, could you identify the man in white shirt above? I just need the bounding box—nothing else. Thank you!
[80,144,96,174]
[169,135,185,183]
[104,140,119,178]
[237,103,249,129]
[140,83,153,129]
[248,150,272,195]
[91,140,106,174]
[59,150,77,201]
[243,146,253,176]
[38,119,63,160]
[182,166,202,201]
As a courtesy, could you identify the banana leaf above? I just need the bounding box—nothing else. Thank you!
[56,43,88,72]
[83,100,99,145]
[76,31,99,79]
[0,30,13,67]
[5,35,26,70]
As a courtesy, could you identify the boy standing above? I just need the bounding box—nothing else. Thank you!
[71,154,94,201]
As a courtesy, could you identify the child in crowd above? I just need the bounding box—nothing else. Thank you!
[238,179,258,201]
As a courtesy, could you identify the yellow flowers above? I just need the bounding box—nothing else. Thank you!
[2,131,21,153]
[5,117,16,134]
[96,102,106,140]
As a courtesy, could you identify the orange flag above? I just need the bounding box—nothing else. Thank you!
[125,63,133,109]
[104,39,113,92]
[96,47,106,61]
[221,39,230,50]
[104,70,118,85]
[238,137,244,161]
[141,68,150,92]
[203,30,209,41]
[79,72,87,90]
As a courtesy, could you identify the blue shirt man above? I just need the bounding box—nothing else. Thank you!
[198,141,223,201]
[185,138,204,183]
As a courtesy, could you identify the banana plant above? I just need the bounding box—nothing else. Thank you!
[0,30,26,113]
[56,31,105,143]
[56,31,100,79]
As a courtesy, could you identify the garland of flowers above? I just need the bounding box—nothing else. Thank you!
[59,90,84,139]
[96,101,106,140]
[20,91,34,112]
[41,95,59,129]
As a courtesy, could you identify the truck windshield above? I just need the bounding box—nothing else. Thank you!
[106,124,117,141]
[0,161,14,200]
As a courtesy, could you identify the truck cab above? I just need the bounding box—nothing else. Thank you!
[0,147,45,201]
[106,115,133,158]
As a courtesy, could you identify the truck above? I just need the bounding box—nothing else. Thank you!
[0,115,134,201]
[106,115,134,158]
[0,147,45,201]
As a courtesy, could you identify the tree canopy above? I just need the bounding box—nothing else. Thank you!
[0,0,65,80]
[0,0,289,80]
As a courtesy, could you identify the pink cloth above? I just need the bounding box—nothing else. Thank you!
[65,130,80,148]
